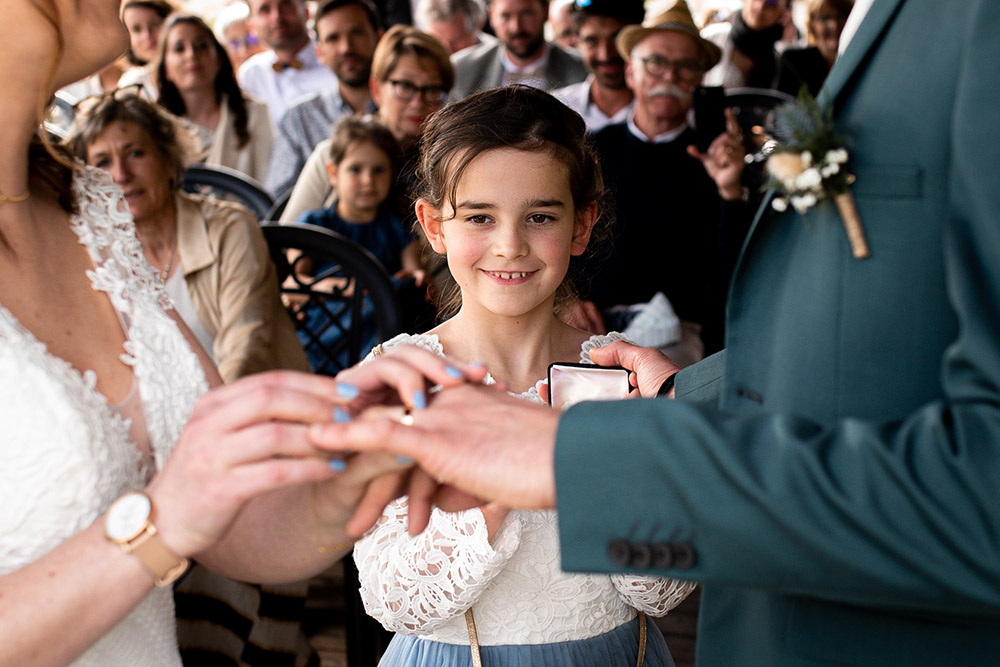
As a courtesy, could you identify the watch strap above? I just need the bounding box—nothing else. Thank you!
[125,524,190,587]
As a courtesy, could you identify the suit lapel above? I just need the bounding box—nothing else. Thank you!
[819,0,907,108]
[731,0,909,299]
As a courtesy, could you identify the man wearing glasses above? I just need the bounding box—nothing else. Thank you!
[570,0,748,364]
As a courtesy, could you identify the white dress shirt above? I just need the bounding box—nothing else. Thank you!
[237,40,338,128]
[553,76,634,133]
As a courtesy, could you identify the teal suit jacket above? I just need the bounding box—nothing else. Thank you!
[555,1,1000,664]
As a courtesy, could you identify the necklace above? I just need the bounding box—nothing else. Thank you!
[159,241,177,283]
[0,189,29,203]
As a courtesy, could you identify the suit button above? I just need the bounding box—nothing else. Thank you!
[652,542,674,569]
[608,539,631,567]
[631,542,653,570]
[673,541,698,570]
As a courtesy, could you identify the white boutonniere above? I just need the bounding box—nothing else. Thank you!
[765,91,869,260]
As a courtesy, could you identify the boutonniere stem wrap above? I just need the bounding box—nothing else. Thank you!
[765,90,870,260]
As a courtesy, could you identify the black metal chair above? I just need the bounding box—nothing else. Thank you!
[724,87,795,160]
[262,222,400,666]
[723,87,795,201]
[265,188,292,222]
[262,222,402,376]
[181,163,275,220]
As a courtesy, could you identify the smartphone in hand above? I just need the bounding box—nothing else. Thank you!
[547,362,631,410]
[693,85,728,153]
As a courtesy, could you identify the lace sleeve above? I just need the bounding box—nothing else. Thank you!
[611,574,697,617]
[353,498,522,635]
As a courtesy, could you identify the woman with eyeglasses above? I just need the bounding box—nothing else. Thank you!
[280,25,454,223]
[214,1,264,69]
[154,12,274,183]
[0,3,466,660]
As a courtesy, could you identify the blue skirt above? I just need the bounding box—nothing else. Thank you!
[378,615,675,667]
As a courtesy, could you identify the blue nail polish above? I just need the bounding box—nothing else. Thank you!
[412,389,427,410]
[445,365,464,378]
[333,407,351,423]
[329,459,346,472]
[397,455,414,464]
[336,383,359,399]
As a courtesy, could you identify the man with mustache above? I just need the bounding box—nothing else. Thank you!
[238,0,339,129]
[552,0,644,133]
[573,1,748,363]
[448,0,587,100]
[265,0,382,197]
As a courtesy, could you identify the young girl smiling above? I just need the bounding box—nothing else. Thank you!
[353,86,695,666]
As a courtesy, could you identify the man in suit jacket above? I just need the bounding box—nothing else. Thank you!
[448,0,587,100]
[317,0,1000,664]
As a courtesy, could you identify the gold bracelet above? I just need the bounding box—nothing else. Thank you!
[309,484,356,553]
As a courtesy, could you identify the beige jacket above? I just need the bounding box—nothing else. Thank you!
[206,96,274,184]
[176,192,310,381]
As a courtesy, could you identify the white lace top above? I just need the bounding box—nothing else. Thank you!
[354,333,696,646]
[0,167,208,666]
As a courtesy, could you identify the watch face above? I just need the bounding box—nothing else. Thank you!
[106,492,152,541]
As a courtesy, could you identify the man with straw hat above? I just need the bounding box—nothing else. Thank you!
[569,0,747,361]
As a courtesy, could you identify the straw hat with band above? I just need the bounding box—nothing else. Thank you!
[615,0,722,69]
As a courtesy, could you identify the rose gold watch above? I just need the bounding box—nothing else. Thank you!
[105,492,189,587]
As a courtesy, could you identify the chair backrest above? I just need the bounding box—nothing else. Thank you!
[724,87,795,161]
[261,222,402,375]
[181,163,275,220]
[264,188,291,222]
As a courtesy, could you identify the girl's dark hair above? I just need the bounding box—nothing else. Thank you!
[417,85,608,319]
[120,0,176,65]
[154,13,251,149]
[65,93,197,190]
[328,115,403,175]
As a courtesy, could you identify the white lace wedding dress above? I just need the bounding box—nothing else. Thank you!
[0,166,207,666]
[354,332,696,665]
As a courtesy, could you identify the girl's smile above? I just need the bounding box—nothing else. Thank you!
[419,147,595,321]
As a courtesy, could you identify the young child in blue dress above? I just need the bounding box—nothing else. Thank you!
[293,116,425,370]
[353,86,695,667]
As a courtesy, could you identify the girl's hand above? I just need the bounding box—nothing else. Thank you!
[395,268,428,288]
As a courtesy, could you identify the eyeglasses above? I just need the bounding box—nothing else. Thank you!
[72,83,145,113]
[228,34,260,50]
[635,55,703,82]
[387,79,448,105]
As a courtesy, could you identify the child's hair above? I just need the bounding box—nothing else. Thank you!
[417,85,609,319]
[328,115,403,177]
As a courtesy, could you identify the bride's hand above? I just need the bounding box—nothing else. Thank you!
[145,371,352,558]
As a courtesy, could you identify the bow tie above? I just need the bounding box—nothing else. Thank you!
[272,58,304,72]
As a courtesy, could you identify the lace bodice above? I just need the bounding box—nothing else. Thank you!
[0,167,208,666]
[354,333,695,645]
